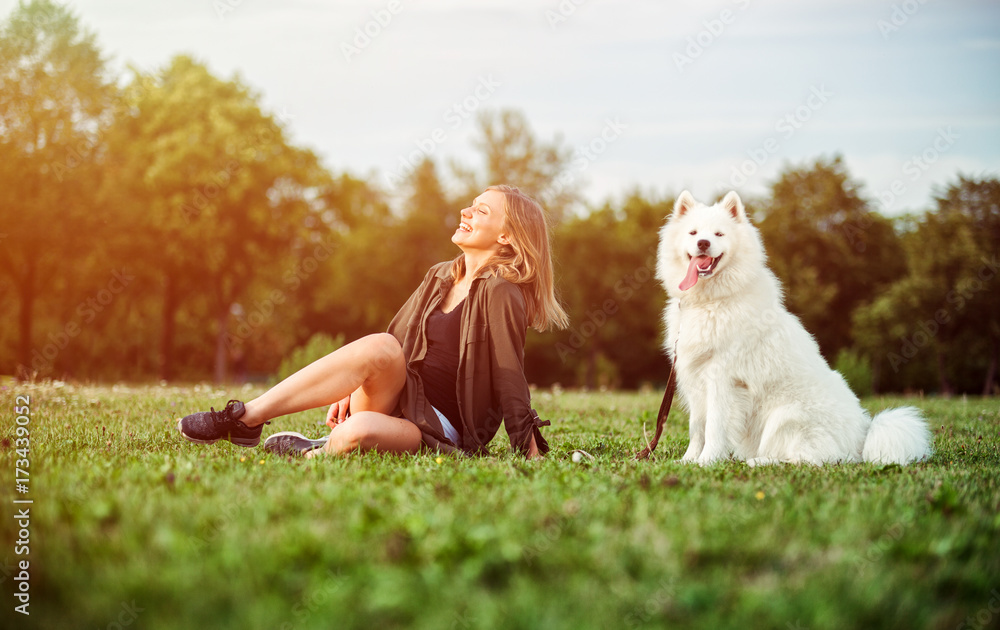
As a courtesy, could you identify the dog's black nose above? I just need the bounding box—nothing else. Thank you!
[697,239,710,252]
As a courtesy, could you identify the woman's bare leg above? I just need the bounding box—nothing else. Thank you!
[305,411,423,457]
[240,333,405,428]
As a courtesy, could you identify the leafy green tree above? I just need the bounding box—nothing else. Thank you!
[757,156,905,361]
[542,190,672,388]
[853,175,1000,395]
[852,273,944,394]
[933,176,1000,394]
[104,56,324,381]
[309,172,421,343]
[320,158,458,338]
[396,157,463,272]
[452,109,577,222]
[0,0,116,376]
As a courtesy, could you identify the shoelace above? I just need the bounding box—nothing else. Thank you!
[207,401,236,422]
[203,400,269,427]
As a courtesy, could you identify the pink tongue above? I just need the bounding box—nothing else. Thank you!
[679,256,713,291]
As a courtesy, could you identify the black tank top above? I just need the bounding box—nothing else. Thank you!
[420,299,464,435]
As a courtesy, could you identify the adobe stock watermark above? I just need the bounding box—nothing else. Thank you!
[224,239,336,351]
[340,0,405,62]
[842,125,954,252]
[545,0,591,30]
[188,502,246,552]
[522,500,579,565]
[887,254,998,373]
[715,84,833,190]
[29,267,136,374]
[48,129,104,182]
[277,569,346,630]
[851,512,914,576]
[874,126,958,214]
[178,160,241,223]
[540,116,627,206]
[178,108,295,223]
[212,0,245,20]
[47,73,161,183]
[956,588,1000,630]
[383,75,501,189]
[98,600,144,630]
[554,243,657,363]
[673,0,751,72]
[877,0,932,40]
[624,577,677,628]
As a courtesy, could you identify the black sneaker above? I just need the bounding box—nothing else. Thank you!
[176,400,266,447]
[263,431,329,456]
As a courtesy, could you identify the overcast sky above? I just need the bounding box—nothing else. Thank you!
[10,0,999,214]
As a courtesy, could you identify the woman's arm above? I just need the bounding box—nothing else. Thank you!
[526,433,540,459]
[485,281,548,457]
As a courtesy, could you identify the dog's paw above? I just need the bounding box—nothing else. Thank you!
[746,457,780,467]
[696,452,724,466]
[681,446,702,462]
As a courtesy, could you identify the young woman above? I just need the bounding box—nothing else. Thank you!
[178,185,568,458]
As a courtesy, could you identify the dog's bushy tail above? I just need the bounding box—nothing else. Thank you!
[863,406,933,465]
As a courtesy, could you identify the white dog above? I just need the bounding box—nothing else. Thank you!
[656,190,932,466]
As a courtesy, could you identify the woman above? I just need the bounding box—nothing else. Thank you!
[178,185,568,458]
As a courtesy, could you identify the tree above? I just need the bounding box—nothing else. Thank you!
[852,175,1000,395]
[313,158,458,343]
[0,0,116,377]
[310,177,397,341]
[542,190,672,388]
[757,156,905,361]
[452,109,577,222]
[933,176,1000,395]
[104,56,324,381]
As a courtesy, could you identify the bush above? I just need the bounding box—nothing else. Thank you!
[834,348,873,398]
[273,333,344,384]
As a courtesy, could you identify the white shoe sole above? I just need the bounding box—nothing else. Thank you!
[263,431,328,456]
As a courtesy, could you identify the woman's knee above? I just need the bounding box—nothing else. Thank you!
[326,414,372,453]
[330,411,419,453]
[363,333,405,374]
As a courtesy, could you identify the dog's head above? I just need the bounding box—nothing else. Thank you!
[656,190,762,298]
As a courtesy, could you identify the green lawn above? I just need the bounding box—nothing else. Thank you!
[2,383,998,630]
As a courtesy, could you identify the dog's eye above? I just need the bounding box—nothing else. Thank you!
[689,230,697,236]
[715,232,724,237]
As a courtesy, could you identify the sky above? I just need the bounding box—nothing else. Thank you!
[9,0,999,215]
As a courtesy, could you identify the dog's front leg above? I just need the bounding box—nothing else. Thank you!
[696,380,733,465]
[680,400,706,462]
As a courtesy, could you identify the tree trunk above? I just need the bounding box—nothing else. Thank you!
[16,259,36,379]
[983,335,998,397]
[585,347,597,390]
[159,273,177,381]
[935,349,953,398]
[214,305,229,384]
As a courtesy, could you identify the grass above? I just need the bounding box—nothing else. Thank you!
[1,383,998,630]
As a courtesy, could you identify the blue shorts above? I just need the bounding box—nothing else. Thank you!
[432,406,461,447]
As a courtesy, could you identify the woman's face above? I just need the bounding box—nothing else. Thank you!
[452,189,508,252]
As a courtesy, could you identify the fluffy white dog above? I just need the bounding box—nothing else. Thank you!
[656,190,933,466]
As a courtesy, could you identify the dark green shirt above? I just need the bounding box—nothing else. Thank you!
[387,261,550,456]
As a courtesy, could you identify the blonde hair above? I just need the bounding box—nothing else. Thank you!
[450,185,569,332]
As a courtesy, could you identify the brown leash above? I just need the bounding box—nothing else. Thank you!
[635,360,676,460]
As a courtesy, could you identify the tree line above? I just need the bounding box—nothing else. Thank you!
[1,0,997,395]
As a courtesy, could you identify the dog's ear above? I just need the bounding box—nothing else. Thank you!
[722,191,747,222]
[674,190,697,217]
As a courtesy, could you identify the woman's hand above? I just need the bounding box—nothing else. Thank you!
[325,396,351,429]
[526,433,541,459]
